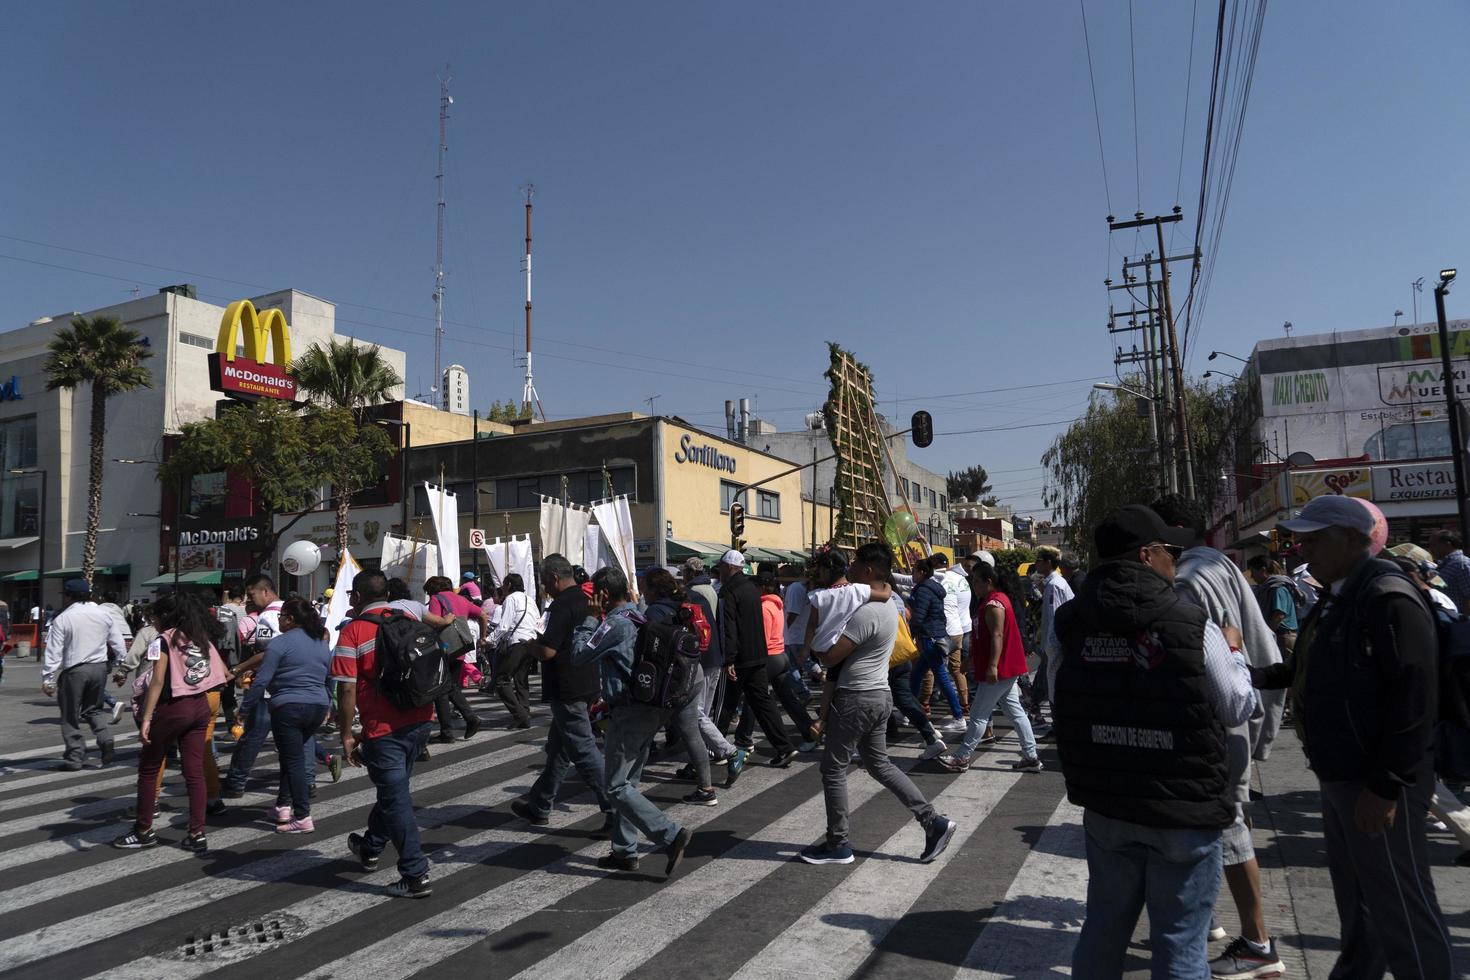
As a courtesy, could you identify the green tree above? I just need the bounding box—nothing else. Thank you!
[1041,377,1252,558]
[291,338,403,563]
[946,465,997,504]
[44,315,154,584]
[161,400,320,518]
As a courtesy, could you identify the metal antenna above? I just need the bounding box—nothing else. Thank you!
[520,183,545,420]
[433,68,452,405]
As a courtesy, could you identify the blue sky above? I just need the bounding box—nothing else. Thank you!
[3,1,1467,516]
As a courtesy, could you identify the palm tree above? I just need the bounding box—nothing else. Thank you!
[44,316,154,584]
[291,339,402,565]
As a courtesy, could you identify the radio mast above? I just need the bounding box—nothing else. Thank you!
[433,70,452,405]
[520,184,545,420]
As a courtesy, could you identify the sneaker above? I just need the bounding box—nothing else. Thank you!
[510,798,550,826]
[180,831,208,852]
[937,754,971,773]
[417,746,431,761]
[920,740,947,760]
[99,741,116,765]
[682,788,719,807]
[798,738,822,753]
[770,749,798,769]
[434,732,456,744]
[328,753,343,783]
[348,832,381,871]
[1036,728,1058,744]
[673,764,698,782]
[277,816,315,834]
[206,799,227,816]
[463,715,482,740]
[662,827,693,877]
[112,827,159,849]
[1208,936,1284,979]
[111,701,126,725]
[975,728,997,746]
[1010,756,1044,773]
[798,841,855,865]
[940,716,968,734]
[919,815,956,863]
[724,747,748,788]
[1209,924,1229,942]
[220,785,245,800]
[386,873,432,899]
[273,805,293,823]
[596,852,640,872]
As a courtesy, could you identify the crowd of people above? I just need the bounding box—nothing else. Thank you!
[23,493,1470,978]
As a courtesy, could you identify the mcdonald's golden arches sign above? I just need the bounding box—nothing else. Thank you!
[207,300,297,401]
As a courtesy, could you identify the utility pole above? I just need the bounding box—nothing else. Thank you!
[1109,209,1197,499]
[433,70,452,406]
[1434,270,1469,535]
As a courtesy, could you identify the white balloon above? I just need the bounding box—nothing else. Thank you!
[282,540,322,576]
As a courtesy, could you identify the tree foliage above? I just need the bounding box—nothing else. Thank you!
[1041,377,1252,558]
[486,399,533,422]
[946,465,997,504]
[161,400,319,516]
[291,338,401,415]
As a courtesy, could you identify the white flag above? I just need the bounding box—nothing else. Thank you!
[538,496,589,567]
[380,532,438,598]
[423,483,461,581]
[590,495,636,583]
[484,535,539,612]
[325,550,360,650]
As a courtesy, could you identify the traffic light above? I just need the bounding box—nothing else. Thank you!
[729,502,745,541]
[911,410,933,448]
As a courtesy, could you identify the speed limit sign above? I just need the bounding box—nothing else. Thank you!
[468,528,486,549]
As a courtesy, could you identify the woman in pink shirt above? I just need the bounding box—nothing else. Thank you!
[423,575,484,743]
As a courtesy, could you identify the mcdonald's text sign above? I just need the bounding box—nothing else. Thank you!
[207,299,297,400]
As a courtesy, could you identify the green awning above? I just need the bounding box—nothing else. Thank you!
[2,570,38,581]
[743,546,788,564]
[139,570,222,588]
[665,538,727,564]
[44,564,131,578]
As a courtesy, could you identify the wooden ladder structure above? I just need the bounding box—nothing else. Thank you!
[824,345,892,554]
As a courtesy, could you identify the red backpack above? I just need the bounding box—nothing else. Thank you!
[681,602,712,653]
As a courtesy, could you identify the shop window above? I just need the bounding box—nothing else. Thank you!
[939,494,947,512]
[0,416,37,471]
[757,489,780,520]
[720,480,748,514]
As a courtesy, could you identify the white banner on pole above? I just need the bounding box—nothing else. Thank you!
[325,550,360,650]
[380,532,438,598]
[583,523,608,574]
[484,535,538,611]
[423,483,461,581]
[590,494,636,584]
[538,495,589,567]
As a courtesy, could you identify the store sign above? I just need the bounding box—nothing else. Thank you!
[207,299,297,401]
[1289,467,1371,505]
[178,542,225,572]
[0,376,21,401]
[1372,461,1458,502]
[1239,479,1283,529]
[673,433,737,473]
[178,523,262,546]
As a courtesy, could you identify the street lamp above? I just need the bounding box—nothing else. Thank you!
[375,418,413,539]
[1202,369,1240,381]
[1434,268,1469,535]
[1093,381,1156,401]
[1207,351,1249,365]
[9,467,46,614]
[1394,310,1405,328]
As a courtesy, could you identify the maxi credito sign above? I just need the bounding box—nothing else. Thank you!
[207,299,297,401]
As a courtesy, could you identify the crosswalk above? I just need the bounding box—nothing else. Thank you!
[0,682,1309,980]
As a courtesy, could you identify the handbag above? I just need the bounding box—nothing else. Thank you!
[888,613,920,669]
[439,617,476,658]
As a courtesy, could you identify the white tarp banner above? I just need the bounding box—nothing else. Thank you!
[484,535,539,611]
[423,483,461,581]
[590,494,636,584]
[583,523,609,574]
[380,532,438,598]
[538,496,589,566]
[325,550,360,650]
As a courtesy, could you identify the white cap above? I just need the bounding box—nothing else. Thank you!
[719,549,746,567]
[974,550,996,568]
[1278,494,1375,536]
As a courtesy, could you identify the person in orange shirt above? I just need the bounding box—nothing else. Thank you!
[749,569,816,746]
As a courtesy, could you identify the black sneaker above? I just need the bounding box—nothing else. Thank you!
[596,852,640,872]
[463,715,482,740]
[919,815,956,863]
[1206,936,1284,979]
[682,788,718,807]
[99,742,116,766]
[1010,756,1044,773]
[112,827,159,849]
[220,785,245,800]
[181,831,208,852]
[770,748,797,769]
[347,832,381,872]
[510,798,549,826]
[434,732,456,744]
[207,799,227,816]
[663,827,692,878]
[673,764,698,782]
[386,873,432,899]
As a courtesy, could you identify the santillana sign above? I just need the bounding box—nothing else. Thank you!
[207,299,297,400]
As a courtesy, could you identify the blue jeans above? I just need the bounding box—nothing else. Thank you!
[956,676,1037,759]
[525,700,612,818]
[1072,810,1222,980]
[359,721,433,879]
[605,702,683,859]
[271,701,327,817]
[910,637,963,719]
[227,694,320,792]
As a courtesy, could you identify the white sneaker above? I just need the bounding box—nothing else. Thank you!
[940,716,969,734]
[111,701,126,725]
[920,740,947,760]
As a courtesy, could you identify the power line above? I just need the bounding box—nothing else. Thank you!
[1171,0,1200,250]
[936,416,1085,437]
[1078,0,1114,215]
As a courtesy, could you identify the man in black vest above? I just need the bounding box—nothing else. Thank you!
[1055,505,1257,979]
[1261,495,1452,979]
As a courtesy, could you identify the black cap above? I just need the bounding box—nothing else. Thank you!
[1095,504,1195,558]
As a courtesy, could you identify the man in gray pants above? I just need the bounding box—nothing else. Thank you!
[41,579,125,771]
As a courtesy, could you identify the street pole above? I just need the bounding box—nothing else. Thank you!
[401,422,412,540]
[1152,217,1195,499]
[471,410,480,577]
[1434,274,1470,535]
[810,446,817,554]
[37,469,46,612]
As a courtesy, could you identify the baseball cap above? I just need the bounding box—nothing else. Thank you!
[719,549,745,567]
[1095,504,1195,557]
[1278,494,1375,536]
[62,577,90,596]
[682,557,705,573]
[461,571,477,581]
[930,553,950,567]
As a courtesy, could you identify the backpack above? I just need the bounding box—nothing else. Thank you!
[681,601,713,653]
[630,607,702,709]
[214,606,241,665]
[359,612,453,710]
[1361,570,1470,728]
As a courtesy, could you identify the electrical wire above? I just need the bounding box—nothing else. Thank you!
[1078,0,1114,215]
[1171,0,1200,252]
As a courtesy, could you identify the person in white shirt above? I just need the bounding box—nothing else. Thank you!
[1035,545,1075,719]
[488,573,541,728]
[42,578,126,770]
[783,566,813,673]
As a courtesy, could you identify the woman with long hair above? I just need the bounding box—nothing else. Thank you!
[422,575,484,742]
[254,596,333,833]
[113,592,227,851]
[487,573,539,729]
[939,562,1042,774]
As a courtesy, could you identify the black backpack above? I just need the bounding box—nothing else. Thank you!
[359,612,453,710]
[630,608,702,710]
[1362,570,1470,728]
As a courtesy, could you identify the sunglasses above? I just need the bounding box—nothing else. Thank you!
[1150,543,1184,560]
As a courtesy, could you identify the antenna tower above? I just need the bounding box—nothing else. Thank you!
[433,70,452,405]
[520,184,546,419]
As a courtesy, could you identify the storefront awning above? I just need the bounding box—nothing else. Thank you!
[0,537,38,551]
[139,570,222,588]
[664,538,727,565]
[743,546,789,564]
[43,564,131,578]
[2,570,38,581]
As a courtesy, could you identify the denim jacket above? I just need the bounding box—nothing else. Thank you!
[570,605,643,707]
